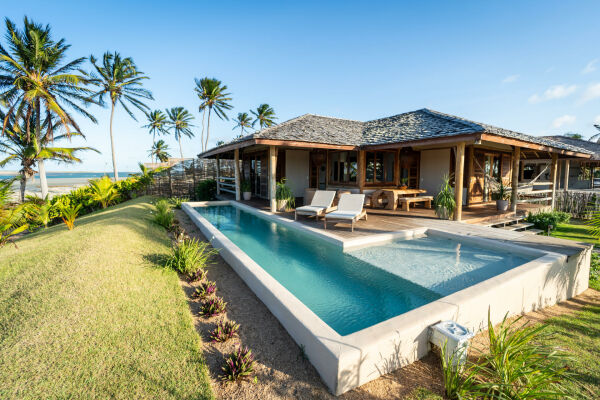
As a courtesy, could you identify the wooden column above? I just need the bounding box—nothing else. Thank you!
[550,153,558,209]
[454,142,465,221]
[511,146,520,212]
[357,150,366,193]
[466,146,474,206]
[269,146,277,212]
[216,156,221,195]
[234,149,240,201]
[563,160,570,192]
[394,149,401,187]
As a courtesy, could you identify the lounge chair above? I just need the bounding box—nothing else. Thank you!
[294,190,337,220]
[323,194,367,232]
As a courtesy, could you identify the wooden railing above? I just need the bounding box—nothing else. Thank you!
[217,177,236,195]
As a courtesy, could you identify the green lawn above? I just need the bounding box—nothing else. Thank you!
[550,220,600,245]
[0,197,213,400]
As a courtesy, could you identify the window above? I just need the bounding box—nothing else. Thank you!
[365,151,395,183]
[329,151,357,183]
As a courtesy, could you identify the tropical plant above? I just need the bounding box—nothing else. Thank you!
[148,139,170,163]
[434,175,456,219]
[88,51,153,180]
[220,346,256,382]
[61,203,82,230]
[168,197,189,209]
[440,343,484,400]
[196,179,217,201]
[153,199,174,229]
[251,103,277,130]
[143,110,168,162]
[88,176,119,209]
[0,179,27,247]
[527,211,570,232]
[200,296,227,317]
[193,280,217,299]
[189,268,207,283]
[591,124,600,143]
[491,180,511,201]
[165,236,218,278]
[232,112,253,138]
[241,180,251,193]
[166,107,194,159]
[26,198,52,228]
[0,17,97,198]
[276,178,295,210]
[194,77,233,152]
[210,319,240,343]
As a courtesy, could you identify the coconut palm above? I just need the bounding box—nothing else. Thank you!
[166,107,194,159]
[232,112,253,138]
[194,77,233,152]
[0,17,97,198]
[251,104,277,130]
[590,125,600,143]
[0,111,97,202]
[88,51,153,180]
[148,139,170,162]
[143,110,168,162]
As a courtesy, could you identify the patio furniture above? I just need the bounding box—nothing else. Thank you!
[398,195,433,212]
[295,190,337,220]
[370,188,427,210]
[323,194,367,232]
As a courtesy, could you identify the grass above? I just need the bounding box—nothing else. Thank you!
[0,197,213,400]
[543,304,600,399]
[550,219,600,245]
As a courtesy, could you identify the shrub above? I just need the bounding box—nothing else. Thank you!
[200,296,227,317]
[590,252,600,291]
[165,237,218,278]
[210,319,240,343]
[193,280,217,299]
[89,176,119,209]
[61,204,82,231]
[241,180,251,193]
[275,179,295,210]
[526,211,570,231]
[153,199,175,229]
[434,175,456,219]
[196,179,217,201]
[220,346,255,382]
[189,268,207,282]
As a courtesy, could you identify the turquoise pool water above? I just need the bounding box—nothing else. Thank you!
[195,205,533,336]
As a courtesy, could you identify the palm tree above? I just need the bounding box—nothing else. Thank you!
[0,111,97,202]
[0,17,97,198]
[251,104,277,130]
[232,112,253,138]
[88,51,153,181]
[166,107,194,159]
[148,139,170,162]
[194,77,233,152]
[563,132,583,140]
[590,125,600,143]
[143,110,168,162]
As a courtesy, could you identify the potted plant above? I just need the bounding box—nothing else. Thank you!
[241,180,251,201]
[276,179,295,212]
[434,175,456,220]
[399,178,409,190]
[492,181,511,211]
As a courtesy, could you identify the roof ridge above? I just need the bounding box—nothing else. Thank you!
[253,113,312,136]
[304,113,364,123]
[420,108,485,131]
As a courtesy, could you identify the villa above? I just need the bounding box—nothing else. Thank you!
[200,108,592,221]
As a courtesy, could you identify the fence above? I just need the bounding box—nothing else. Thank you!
[145,158,236,199]
[554,190,600,219]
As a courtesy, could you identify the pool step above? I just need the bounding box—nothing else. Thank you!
[498,222,535,231]
[523,228,544,235]
[486,216,524,228]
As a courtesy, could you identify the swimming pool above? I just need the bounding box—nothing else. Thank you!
[194,204,532,335]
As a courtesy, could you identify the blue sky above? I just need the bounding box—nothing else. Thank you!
[2,0,600,172]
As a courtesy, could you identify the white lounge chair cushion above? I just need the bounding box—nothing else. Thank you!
[296,205,326,214]
[336,194,365,213]
[325,211,360,220]
[310,190,336,208]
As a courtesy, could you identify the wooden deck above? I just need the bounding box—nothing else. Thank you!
[234,198,588,257]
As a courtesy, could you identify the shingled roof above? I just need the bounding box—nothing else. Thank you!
[202,109,593,156]
[541,135,600,160]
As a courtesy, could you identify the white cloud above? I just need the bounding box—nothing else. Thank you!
[582,59,598,74]
[594,115,600,125]
[580,82,600,103]
[552,115,576,128]
[529,84,577,103]
[502,74,519,83]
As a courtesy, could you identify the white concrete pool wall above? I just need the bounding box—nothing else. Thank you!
[182,200,591,395]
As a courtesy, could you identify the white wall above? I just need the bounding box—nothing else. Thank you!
[285,150,310,197]
[420,149,450,196]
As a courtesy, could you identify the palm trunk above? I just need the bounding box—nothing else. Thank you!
[200,109,206,153]
[19,172,26,203]
[205,108,212,152]
[178,134,183,159]
[109,101,119,181]
[35,99,49,199]
[152,132,156,163]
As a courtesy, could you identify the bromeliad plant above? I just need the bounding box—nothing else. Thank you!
[193,280,217,299]
[210,319,240,343]
[220,346,256,383]
[200,296,227,317]
[434,175,456,220]
[165,236,218,279]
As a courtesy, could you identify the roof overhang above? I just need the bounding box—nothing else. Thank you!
[199,138,358,158]
[479,133,592,158]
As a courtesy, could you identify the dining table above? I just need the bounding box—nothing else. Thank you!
[369,188,427,210]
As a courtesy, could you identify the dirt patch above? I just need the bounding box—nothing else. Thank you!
[175,209,599,399]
